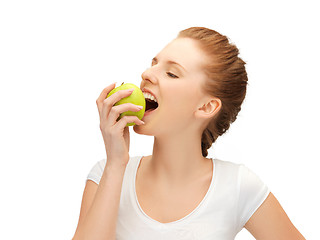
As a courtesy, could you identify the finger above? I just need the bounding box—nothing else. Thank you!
[104,102,144,127]
[103,88,135,108]
[100,88,135,121]
[114,115,145,130]
[96,82,117,108]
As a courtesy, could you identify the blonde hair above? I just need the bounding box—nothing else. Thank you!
[178,27,248,157]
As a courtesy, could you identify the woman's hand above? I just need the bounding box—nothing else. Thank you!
[96,83,145,167]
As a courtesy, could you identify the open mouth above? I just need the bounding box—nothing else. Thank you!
[145,98,159,112]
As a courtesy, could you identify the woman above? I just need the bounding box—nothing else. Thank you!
[73,27,305,239]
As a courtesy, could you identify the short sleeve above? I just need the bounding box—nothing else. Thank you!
[236,164,271,230]
[86,158,107,185]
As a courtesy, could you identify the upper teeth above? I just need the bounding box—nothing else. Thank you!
[143,92,157,103]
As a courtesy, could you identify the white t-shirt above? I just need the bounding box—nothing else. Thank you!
[87,155,270,240]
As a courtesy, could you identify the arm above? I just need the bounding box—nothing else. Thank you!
[244,192,306,240]
[72,162,127,240]
[72,83,144,239]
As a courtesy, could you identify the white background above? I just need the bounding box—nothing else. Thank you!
[0,0,318,239]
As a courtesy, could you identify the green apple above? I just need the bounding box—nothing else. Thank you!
[106,82,146,127]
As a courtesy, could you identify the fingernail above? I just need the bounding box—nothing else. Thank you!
[137,105,143,109]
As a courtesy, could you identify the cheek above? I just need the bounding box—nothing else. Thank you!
[162,90,196,117]
[179,96,198,116]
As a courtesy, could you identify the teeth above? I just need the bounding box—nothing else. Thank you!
[143,92,157,103]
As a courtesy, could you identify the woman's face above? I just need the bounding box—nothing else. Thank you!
[135,37,211,136]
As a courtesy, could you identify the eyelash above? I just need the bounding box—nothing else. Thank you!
[166,72,179,78]
[150,62,179,78]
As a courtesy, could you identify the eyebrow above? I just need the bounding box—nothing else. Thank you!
[152,57,187,73]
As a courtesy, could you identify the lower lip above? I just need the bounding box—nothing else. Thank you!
[142,108,158,119]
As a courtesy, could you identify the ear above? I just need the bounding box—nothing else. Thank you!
[195,98,221,120]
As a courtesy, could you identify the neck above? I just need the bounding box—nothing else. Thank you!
[148,130,211,186]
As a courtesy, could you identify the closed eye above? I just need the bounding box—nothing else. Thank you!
[166,72,179,78]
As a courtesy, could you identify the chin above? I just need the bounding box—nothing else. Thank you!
[133,124,154,137]
[133,124,144,134]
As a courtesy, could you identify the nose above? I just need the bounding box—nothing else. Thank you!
[141,66,157,84]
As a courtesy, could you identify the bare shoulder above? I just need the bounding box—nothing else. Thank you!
[244,192,306,240]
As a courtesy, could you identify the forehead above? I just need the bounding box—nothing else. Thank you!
[157,37,208,72]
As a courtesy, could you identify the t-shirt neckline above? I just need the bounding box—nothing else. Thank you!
[132,155,216,227]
